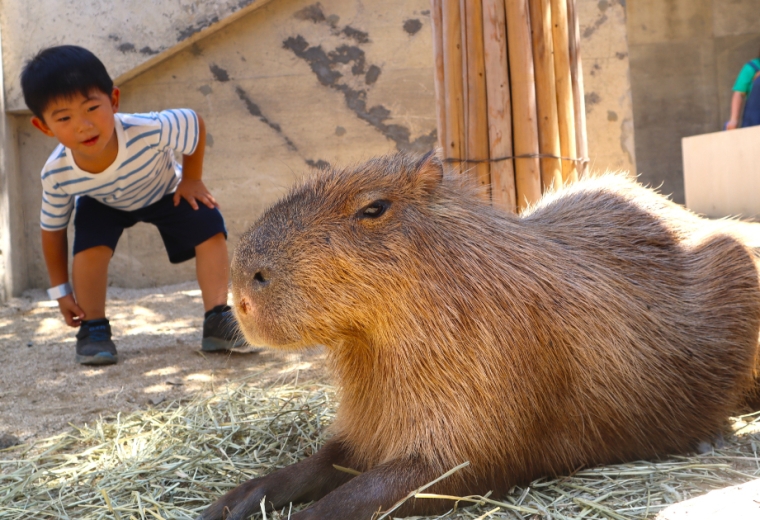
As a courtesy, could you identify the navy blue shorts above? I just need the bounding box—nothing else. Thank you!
[73,194,227,264]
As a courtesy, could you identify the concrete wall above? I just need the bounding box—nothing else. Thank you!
[0,22,25,301]
[578,0,636,174]
[0,0,278,112]
[3,0,636,292]
[627,0,760,203]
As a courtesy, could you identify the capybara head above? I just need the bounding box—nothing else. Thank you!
[230,152,463,350]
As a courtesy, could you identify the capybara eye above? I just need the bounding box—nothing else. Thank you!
[358,200,391,219]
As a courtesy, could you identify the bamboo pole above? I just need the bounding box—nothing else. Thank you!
[462,0,491,196]
[528,0,563,192]
[441,0,466,175]
[566,0,588,178]
[504,0,542,209]
[431,0,448,154]
[459,0,469,165]
[550,0,578,184]
[482,0,517,212]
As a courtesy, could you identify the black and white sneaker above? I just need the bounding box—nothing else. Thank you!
[75,318,118,365]
[201,305,247,352]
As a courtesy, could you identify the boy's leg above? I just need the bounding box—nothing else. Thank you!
[195,232,247,351]
[195,232,229,312]
[71,196,133,366]
[72,245,112,320]
[145,196,246,352]
[71,245,118,365]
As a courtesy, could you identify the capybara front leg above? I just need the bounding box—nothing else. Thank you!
[197,440,355,520]
[290,458,459,520]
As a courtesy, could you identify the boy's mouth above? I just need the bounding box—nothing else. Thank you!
[82,135,99,146]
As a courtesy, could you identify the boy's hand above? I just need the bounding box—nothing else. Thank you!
[57,294,86,327]
[173,179,219,210]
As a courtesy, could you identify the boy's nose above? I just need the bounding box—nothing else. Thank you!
[78,117,94,129]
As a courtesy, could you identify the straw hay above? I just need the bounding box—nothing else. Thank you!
[2,377,759,519]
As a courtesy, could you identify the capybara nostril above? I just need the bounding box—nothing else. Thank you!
[252,270,270,290]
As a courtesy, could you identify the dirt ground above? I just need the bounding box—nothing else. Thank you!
[0,282,329,443]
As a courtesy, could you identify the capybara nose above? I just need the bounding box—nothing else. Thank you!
[252,269,271,290]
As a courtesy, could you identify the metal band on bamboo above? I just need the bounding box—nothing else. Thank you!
[444,153,588,164]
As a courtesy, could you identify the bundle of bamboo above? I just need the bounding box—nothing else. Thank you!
[431,0,588,212]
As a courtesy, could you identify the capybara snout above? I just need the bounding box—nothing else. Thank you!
[207,151,760,520]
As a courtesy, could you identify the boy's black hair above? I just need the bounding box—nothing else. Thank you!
[21,45,113,120]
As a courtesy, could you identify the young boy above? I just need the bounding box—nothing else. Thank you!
[21,45,244,365]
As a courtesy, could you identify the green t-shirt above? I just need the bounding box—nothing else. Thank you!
[733,58,760,94]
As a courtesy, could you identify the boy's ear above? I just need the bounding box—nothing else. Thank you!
[110,87,120,112]
[31,116,55,137]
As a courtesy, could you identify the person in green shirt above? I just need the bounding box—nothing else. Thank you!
[726,50,760,130]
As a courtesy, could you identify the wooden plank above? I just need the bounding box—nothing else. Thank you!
[682,126,760,220]
[462,0,491,196]
[656,478,760,520]
[504,0,542,210]
[482,0,517,212]
[528,0,563,192]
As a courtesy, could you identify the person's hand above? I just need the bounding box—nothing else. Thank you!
[58,293,85,327]
[726,119,739,130]
[173,179,219,210]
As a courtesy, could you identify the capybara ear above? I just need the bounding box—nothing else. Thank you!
[413,149,444,195]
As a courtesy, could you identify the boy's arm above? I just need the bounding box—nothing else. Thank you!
[173,114,219,210]
[41,228,85,326]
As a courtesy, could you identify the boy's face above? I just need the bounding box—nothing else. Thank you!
[31,88,120,167]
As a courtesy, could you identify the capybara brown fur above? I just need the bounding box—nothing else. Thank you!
[199,152,760,520]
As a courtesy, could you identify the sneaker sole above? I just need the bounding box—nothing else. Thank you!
[76,352,118,365]
[201,337,247,352]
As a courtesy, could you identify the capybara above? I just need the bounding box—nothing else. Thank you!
[199,152,760,520]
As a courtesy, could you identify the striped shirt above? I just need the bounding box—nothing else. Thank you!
[39,109,200,231]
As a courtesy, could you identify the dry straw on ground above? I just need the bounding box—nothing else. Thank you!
[1,377,759,520]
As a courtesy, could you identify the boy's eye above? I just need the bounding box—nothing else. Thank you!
[56,116,70,122]
[87,105,100,112]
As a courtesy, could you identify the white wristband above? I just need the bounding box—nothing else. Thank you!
[47,282,73,300]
